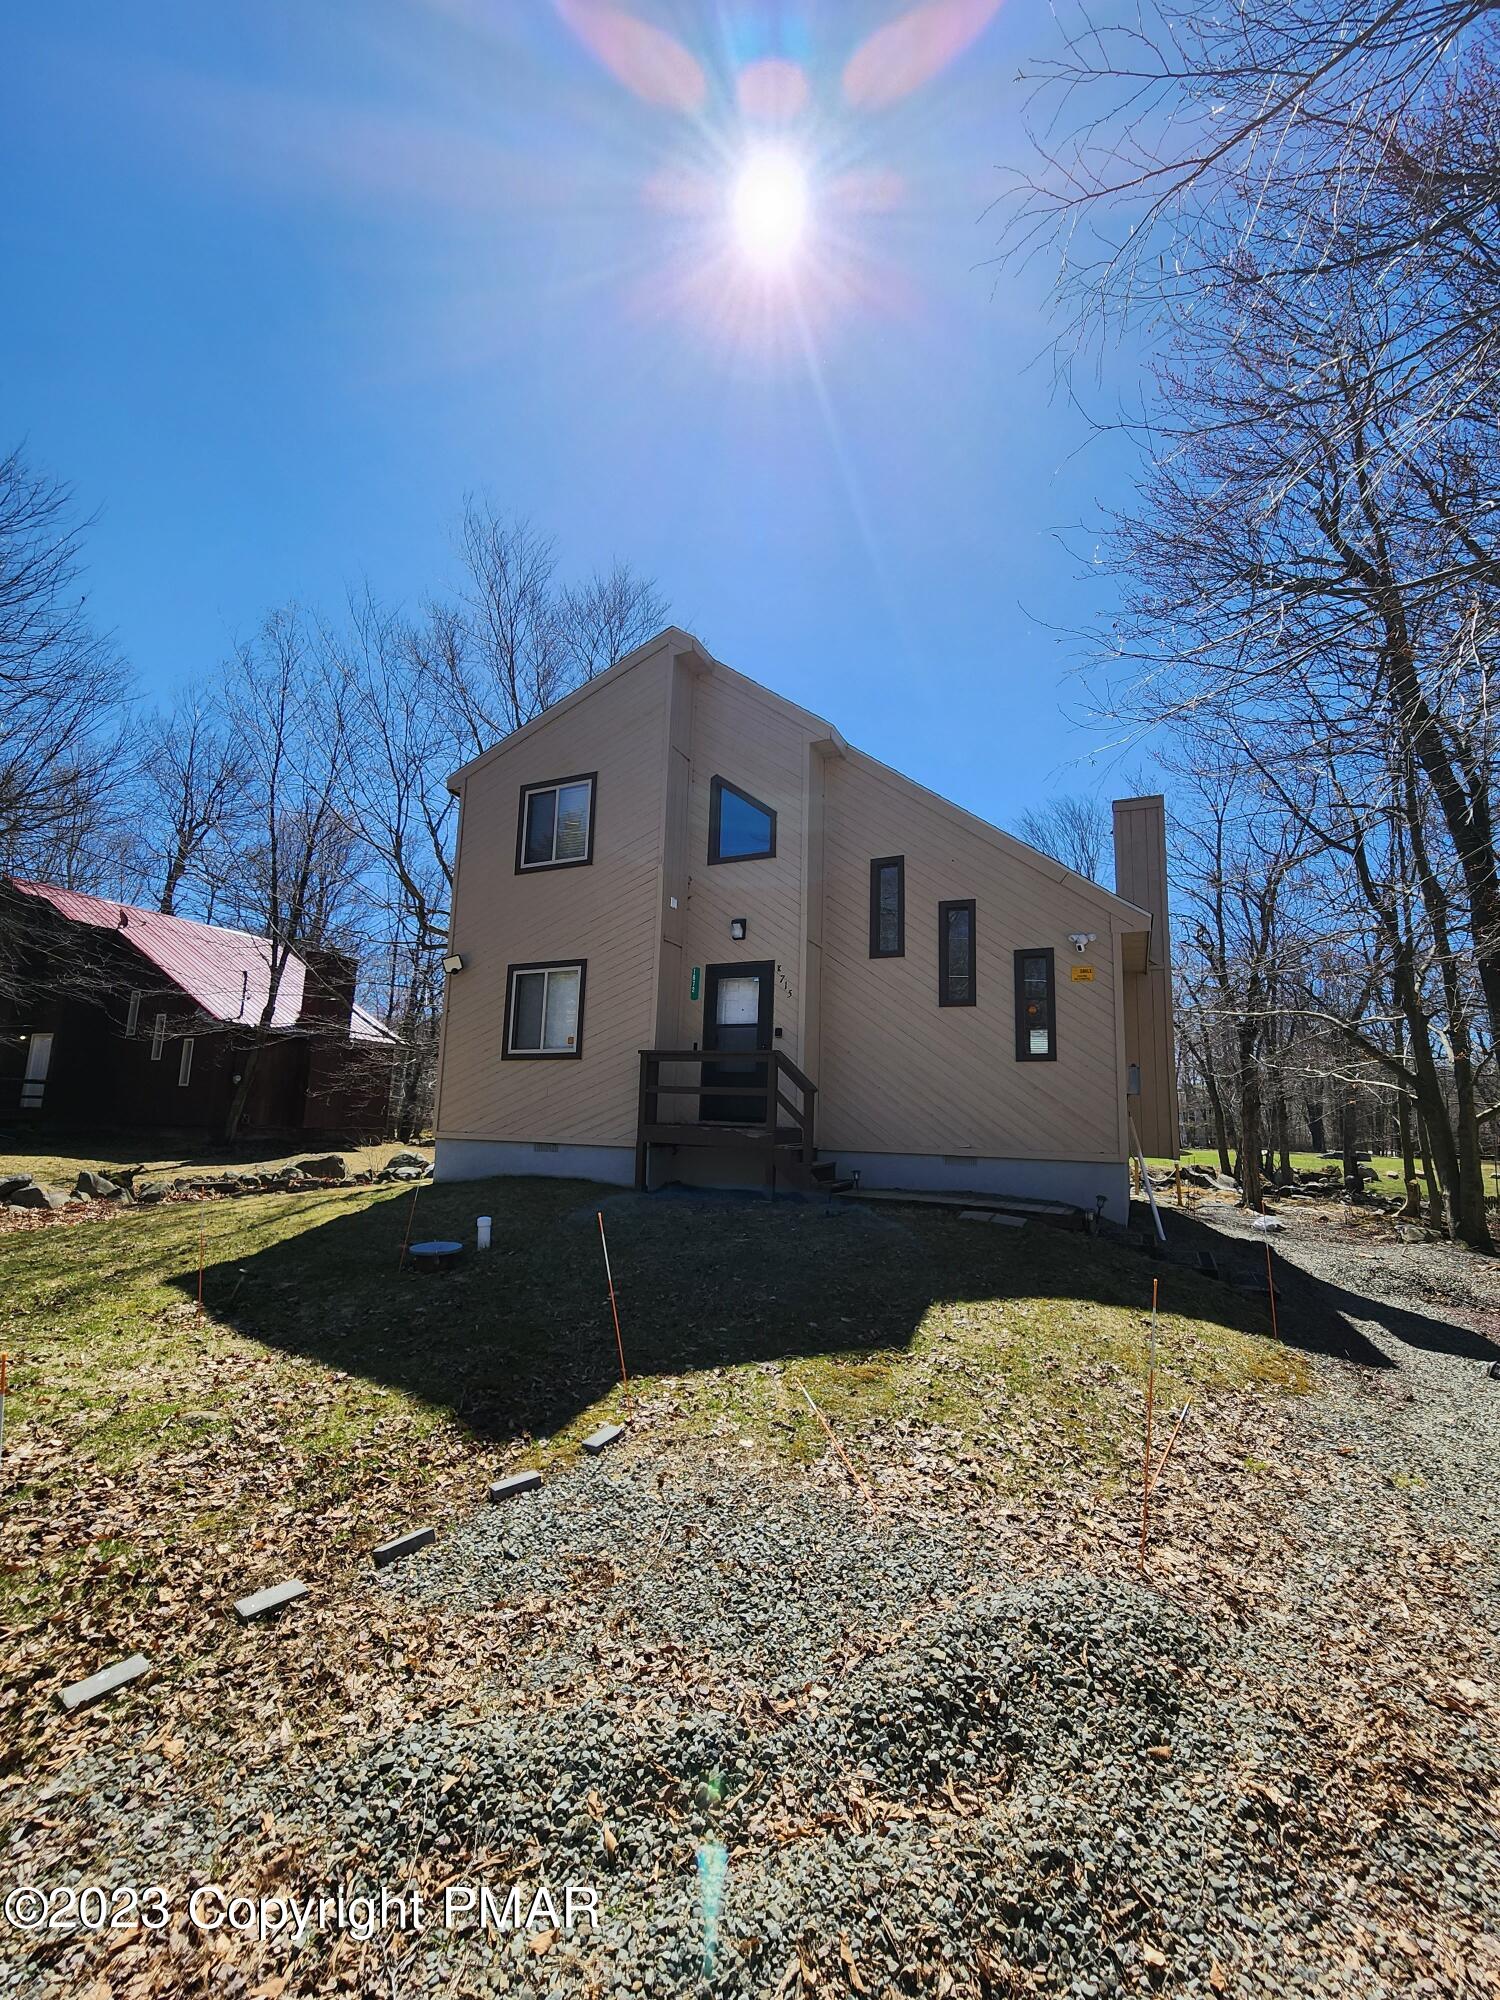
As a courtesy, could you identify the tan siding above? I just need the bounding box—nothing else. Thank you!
[676,670,818,1068]
[436,653,670,1148]
[1112,797,1180,1156]
[438,633,1150,1175]
[818,751,1125,1162]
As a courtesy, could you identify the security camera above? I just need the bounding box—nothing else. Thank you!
[1067,932,1096,955]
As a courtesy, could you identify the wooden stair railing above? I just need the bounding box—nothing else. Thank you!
[635,1047,818,1193]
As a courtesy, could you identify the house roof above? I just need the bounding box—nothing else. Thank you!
[7,881,396,1043]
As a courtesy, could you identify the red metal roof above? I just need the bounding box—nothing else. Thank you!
[9,880,395,1043]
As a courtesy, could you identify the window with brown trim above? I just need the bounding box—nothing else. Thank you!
[937,899,976,1006]
[869,856,904,958]
[503,959,587,1058]
[1014,948,1057,1060]
[708,775,776,864]
[516,774,596,872]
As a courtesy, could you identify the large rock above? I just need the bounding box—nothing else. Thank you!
[382,1163,427,1183]
[0,1174,35,1202]
[385,1150,431,1172]
[134,1182,167,1204]
[294,1154,348,1182]
[74,1169,127,1201]
[10,1183,69,1211]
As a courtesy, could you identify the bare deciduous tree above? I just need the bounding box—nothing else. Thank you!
[220,607,356,1141]
[1013,793,1110,883]
[0,445,124,915]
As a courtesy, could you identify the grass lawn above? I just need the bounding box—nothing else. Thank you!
[1154,1148,1445,1192]
[0,1177,1308,1752]
[0,1131,422,1188]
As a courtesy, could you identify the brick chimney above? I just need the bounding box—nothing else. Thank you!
[296,945,358,1037]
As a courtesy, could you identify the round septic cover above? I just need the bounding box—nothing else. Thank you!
[409,1239,464,1265]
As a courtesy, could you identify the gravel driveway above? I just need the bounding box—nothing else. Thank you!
[6,1203,1498,2000]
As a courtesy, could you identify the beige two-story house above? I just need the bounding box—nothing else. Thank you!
[433,628,1176,1222]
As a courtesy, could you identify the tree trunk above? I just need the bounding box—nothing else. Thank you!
[1235,1035,1263,1210]
[1340,1089,1363,1200]
[222,1031,268,1142]
[1397,1084,1417,1193]
[1305,1093,1326,1154]
[1205,1065,1234,1176]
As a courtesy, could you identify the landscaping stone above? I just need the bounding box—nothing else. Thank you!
[0,1174,34,1201]
[385,1150,432,1172]
[233,1579,309,1622]
[294,1154,347,1181]
[372,1526,437,1569]
[73,1169,126,1200]
[489,1470,543,1502]
[10,1183,69,1211]
[134,1183,166,1204]
[582,1422,625,1455]
[57,1653,149,1712]
[382,1164,428,1182]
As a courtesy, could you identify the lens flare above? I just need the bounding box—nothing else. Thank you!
[730,150,809,269]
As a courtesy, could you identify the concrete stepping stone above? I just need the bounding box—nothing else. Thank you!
[234,1579,309,1623]
[582,1422,625,1455]
[372,1526,436,1569]
[958,1208,1025,1226]
[58,1652,149,1712]
[490,1470,542,1502]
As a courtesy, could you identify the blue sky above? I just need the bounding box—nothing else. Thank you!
[2,0,1149,825]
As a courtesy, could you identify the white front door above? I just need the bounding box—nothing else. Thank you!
[20,1032,53,1111]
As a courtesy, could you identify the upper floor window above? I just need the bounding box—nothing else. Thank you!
[708,776,776,864]
[504,960,586,1059]
[517,774,596,872]
[1014,948,1057,1060]
[938,899,976,1007]
[125,989,142,1036]
[150,1014,167,1060]
[869,857,905,958]
[178,1036,195,1087]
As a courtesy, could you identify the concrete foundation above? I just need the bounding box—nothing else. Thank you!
[433,1137,1130,1225]
[434,1139,633,1185]
[828,1152,1131,1226]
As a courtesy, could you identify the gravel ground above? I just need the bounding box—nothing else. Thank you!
[5,1202,1499,2000]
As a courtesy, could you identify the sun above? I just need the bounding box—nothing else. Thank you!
[730,150,809,269]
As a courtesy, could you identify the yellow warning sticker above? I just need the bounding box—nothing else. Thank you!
[1070,964,1095,982]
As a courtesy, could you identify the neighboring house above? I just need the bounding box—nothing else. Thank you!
[0,880,397,1136]
[433,628,1177,1222]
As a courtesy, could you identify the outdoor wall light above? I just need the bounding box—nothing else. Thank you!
[729,917,747,942]
[443,953,465,975]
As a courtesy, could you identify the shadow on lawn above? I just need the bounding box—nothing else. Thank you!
[1158,1208,1500,1370]
[169,1177,1282,1448]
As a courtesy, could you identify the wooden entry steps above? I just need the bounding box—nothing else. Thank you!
[840,1187,1088,1231]
[636,1048,853,1198]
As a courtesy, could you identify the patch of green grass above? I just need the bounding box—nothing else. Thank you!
[1,1180,1310,1657]
[1152,1148,1436,1193]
